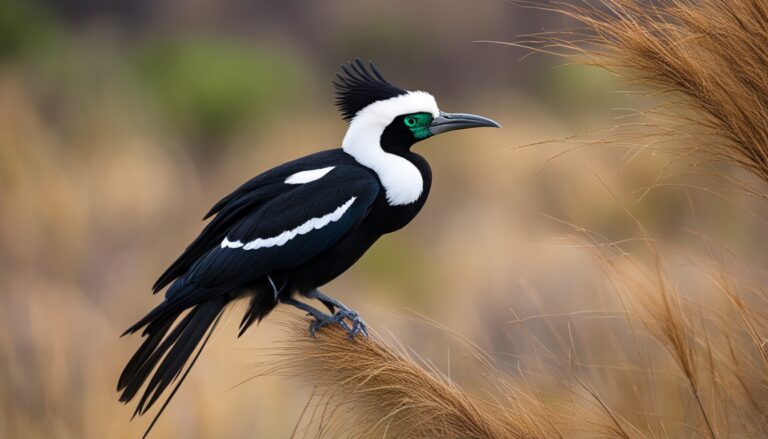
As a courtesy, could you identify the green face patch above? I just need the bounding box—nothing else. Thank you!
[403,112,434,139]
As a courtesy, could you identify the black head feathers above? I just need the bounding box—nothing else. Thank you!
[333,59,407,121]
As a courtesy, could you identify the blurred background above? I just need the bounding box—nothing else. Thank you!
[2,0,767,437]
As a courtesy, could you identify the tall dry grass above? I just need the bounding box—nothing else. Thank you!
[3,1,768,437]
[268,251,768,437]
[267,320,563,439]
[514,0,768,185]
[266,1,768,437]
[592,242,768,437]
[518,5,768,434]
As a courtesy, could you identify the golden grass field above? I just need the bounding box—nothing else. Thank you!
[1,0,767,437]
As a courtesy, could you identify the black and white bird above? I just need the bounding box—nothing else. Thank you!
[118,59,499,434]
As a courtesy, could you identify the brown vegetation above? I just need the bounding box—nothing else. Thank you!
[271,1,768,437]
[516,0,768,184]
[269,320,562,439]
[3,0,768,437]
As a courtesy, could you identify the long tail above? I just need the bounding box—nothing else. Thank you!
[117,296,227,437]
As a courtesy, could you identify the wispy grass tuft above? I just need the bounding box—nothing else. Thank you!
[268,319,562,439]
[512,0,768,184]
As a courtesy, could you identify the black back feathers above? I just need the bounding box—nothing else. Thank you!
[333,59,406,121]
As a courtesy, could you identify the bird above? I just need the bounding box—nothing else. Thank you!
[117,59,500,436]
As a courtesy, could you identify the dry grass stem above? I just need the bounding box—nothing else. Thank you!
[267,319,562,439]
[583,205,768,436]
[252,2,768,437]
[513,0,768,184]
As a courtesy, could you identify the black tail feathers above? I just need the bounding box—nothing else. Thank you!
[117,297,227,436]
[238,280,280,337]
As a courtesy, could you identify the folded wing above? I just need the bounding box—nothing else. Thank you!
[119,165,380,422]
[152,150,354,293]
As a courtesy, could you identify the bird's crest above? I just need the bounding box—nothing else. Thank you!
[333,59,407,121]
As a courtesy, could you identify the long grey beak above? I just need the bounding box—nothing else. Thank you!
[428,112,501,135]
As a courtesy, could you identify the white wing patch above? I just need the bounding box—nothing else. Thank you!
[221,196,357,251]
[284,166,335,184]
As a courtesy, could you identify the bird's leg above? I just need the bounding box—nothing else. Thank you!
[306,289,345,314]
[306,289,368,338]
[279,297,351,336]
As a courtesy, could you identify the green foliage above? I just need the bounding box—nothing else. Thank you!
[135,39,306,146]
[0,0,59,61]
[535,64,619,120]
[357,236,433,304]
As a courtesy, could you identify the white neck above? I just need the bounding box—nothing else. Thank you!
[341,91,439,206]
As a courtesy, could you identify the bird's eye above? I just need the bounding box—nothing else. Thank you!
[404,116,417,127]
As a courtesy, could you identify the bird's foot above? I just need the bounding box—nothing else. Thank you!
[281,296,367,339]
[308,311,351,337]
[333,308,368,339]
[304,289,368,338]
[307,308,368,339]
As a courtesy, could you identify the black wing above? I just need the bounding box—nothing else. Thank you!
[152,149,353,293]
[170,165,379,297]
[119,165,379,419]
[127,164,379,334]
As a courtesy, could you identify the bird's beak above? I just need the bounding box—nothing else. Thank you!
[428,111,501,136]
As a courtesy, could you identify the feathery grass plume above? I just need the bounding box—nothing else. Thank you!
[512,0,768,184]
[594,243,768,436]
[570,181,768,437]
[594,246,716,437]
[267,318,562,439]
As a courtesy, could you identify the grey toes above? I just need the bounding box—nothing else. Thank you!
[307,309,368,339]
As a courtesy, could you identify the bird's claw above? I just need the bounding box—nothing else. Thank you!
[333,308,368,339]
[307,309,368,339]
[308,312,351,337]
